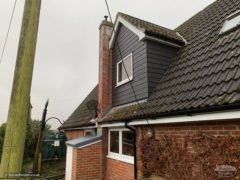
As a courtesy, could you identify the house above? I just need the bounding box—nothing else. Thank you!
[59,85,100,179]
[60,0,240,179]
[59,85,98,139]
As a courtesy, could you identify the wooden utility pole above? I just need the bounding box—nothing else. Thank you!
[0,0,41,178]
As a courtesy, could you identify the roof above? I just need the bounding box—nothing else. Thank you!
[66,135,102,148]
[104,0,240,122]
[59,85,98,130]
[109,12,186,48]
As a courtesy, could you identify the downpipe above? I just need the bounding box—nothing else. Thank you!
[125,121,137,179]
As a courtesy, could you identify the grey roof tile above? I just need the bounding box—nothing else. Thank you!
[59,85,98,130]
[118,12,185,45]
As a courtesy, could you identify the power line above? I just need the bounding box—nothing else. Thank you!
[104,0,154,133]
[0,0,18,64]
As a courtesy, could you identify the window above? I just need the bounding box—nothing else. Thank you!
[220,10,240,34]
[108,129,134,164]
[110,131,119,153]
[116,53,133,86]
[122,131,134,156]
[84,129,95,136]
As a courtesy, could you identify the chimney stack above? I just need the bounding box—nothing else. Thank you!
[98,16,113,120]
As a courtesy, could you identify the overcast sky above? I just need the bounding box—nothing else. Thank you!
[0,0,215,129]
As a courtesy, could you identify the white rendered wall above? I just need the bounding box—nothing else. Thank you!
[65,146,73,180]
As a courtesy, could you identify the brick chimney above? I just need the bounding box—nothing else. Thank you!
[98,16,113,120]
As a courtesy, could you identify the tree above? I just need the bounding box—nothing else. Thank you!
[0,123,6,158]
[0,120,52,161]
[0,123,6,137]
[25,119,52,160]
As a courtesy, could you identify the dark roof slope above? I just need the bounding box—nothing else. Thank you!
[105,0,240,122]
[59,85,98,130]
[118,12,185,45]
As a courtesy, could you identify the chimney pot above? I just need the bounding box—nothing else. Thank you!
[104,15,108,21]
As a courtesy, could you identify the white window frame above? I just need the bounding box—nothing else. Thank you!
[116,53,133,87]
[107,128,134,164]
[220,10,240,34]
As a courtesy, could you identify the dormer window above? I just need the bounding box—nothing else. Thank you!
[220,10,240,34]
[116,53,133,86]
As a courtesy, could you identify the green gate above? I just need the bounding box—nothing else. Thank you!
[42,132,66,160]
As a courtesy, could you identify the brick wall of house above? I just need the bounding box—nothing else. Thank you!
[71,142,101,180]
[64,129,84,140]
[100,128,108,180]
[106,158,134,180]
[136,120,240,178]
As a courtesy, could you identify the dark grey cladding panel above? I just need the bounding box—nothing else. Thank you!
[112,24,148,107]
[112,24,179,107]
[146,40,179,95]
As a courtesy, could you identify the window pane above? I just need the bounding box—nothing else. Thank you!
[122,131,134,156]
[110,131,119,153]
[121,56,132,81]
[118,62,122,82]
[221,12,240,33]
[84,130,95,136]
[117,54,132,84]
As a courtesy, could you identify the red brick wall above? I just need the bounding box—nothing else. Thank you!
[106,158,134,180]
[71,148,78,180]
[100,128,108,180]
[72,142,101,180]
[64,129,84,140]
[136,120,240,178]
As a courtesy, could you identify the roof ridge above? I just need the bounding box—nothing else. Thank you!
[117,12,177,32]
[117,12,185,44]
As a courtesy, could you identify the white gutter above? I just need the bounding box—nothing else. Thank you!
[62,126,96,131]
[176,32,188,45]
[62,118,99,131]
[142,35,182,48]
[101,109,240,127]
[101,122,125,128]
